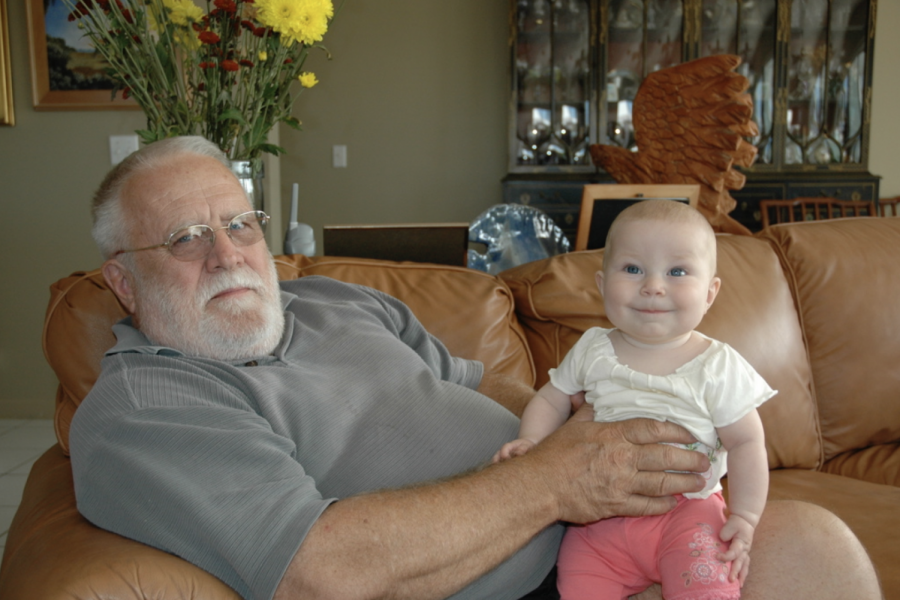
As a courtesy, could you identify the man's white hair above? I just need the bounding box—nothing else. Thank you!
[91,136,235,259]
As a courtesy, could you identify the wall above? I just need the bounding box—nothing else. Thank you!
[868,0,900,197]
[0,1,897,419]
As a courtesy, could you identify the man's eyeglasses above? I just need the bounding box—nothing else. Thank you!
[115,210,270,262]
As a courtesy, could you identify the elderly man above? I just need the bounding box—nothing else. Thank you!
[70,136,880,600]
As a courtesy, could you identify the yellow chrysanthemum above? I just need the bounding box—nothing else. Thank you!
[298,72,318,88]
[256,0,333,46]
[258,51,268,62]
[174,28,202,50]
[162,0,203,27]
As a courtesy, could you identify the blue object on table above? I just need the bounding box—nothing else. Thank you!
[468,204,570,275]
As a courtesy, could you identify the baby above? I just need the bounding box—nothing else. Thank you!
[495,199,776,600]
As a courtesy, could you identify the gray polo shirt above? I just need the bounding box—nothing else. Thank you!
[70,276,563,600]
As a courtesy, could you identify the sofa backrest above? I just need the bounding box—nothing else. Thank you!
[500,233,822,470]
[760,218,900,462]
[44,255,535,455]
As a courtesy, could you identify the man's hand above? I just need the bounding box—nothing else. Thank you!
[516,405,709,524]
[492,438,537,463]
[718,513,755,585]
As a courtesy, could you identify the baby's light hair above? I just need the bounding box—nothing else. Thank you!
[603,200,717,272]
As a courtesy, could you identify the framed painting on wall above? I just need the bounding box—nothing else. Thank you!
[0,0,13,125]
[25,0,139,110]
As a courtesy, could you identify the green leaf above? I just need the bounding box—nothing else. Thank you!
[218,108,249,126]
[136,129,157,144]
[283,117,303,131]
[258,143,287,156]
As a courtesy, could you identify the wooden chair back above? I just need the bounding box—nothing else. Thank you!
[878,197,900,217]
[760,197,876,228]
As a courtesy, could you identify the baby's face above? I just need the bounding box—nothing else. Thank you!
[596,218,720,346]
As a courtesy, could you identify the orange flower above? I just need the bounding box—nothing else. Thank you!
[221,59,239,71]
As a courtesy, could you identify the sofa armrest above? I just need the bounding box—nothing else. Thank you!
[0,445,241,600]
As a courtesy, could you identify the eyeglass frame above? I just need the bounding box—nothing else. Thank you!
[114,210,270,262]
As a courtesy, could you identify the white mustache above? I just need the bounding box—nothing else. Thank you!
[199,269,266,304]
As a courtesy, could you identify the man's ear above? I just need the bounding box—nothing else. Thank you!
[705,276,722,312]
[102,259,138,314]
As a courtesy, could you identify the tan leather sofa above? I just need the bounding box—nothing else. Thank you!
[1,217,898,599]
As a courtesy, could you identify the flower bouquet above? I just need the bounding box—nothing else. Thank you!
[65,0,335,172]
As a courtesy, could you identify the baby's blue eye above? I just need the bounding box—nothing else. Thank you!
[669,268,687,277]
[625,265,641,274]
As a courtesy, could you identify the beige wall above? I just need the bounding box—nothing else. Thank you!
[0,1,897,418]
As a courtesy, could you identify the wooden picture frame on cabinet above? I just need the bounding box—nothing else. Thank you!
[0,0,13,125]
[575,184,701,251]
[25,0,138,110]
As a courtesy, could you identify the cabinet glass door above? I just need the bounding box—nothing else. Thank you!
[514,0,592,167]
[786,0,869,166]
[699,0,777,165]
[605,0,684,151]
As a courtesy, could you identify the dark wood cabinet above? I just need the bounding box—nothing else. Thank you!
[505,0,880,235]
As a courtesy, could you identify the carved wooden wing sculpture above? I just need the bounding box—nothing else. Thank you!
[590,54,758,235]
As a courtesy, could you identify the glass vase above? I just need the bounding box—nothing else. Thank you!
[230,160,265,212]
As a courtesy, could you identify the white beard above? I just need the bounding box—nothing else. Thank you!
[133,258,285,361]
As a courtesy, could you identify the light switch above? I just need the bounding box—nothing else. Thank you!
[332,145,347,168]
[109,135,139,165]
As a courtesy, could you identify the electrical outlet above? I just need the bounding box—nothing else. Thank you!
[109,135,139,165]
[332,145,347,168]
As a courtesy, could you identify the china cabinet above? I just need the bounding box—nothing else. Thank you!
[503,0,880,236]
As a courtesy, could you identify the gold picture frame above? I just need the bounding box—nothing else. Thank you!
[574,184,701,251]
[0,0,13,125]
[25,0,139,110]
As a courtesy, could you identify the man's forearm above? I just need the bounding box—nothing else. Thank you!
[274,415,711,600]
[275,455,558,600]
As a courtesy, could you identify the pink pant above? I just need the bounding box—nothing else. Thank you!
[557,493,740,600]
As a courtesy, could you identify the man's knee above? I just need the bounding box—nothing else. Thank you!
[745,500,881,600]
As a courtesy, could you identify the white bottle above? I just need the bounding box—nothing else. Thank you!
[283,183,316,256]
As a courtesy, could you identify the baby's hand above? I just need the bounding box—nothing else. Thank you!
[492,438,536,463]
[718,514,755,585]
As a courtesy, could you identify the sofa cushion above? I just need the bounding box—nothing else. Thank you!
[823,442,900,487]
[45,256,534,455]
[760,218,900,462]
[500,234,821,470]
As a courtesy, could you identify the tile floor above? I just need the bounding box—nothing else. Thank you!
[0,419,57,555]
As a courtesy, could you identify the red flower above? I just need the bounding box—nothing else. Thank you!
[198,83,206,91]
[240,20,255,31]
[214,0,237,14]
[239,59,254,67]
[199,61,216,69]
[283,58,293,64]
[221,60,240,72]
[122,87,131,99]
[199,31,221,44]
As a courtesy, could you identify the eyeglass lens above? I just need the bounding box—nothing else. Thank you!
[169,211,268,260]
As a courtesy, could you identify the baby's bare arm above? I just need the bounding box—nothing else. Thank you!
[717,409,769,583]
[494,383,578,462]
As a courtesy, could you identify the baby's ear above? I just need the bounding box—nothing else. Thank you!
[706,276,722,310]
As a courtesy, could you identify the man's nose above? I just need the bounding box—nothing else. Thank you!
[206,230,244,271]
